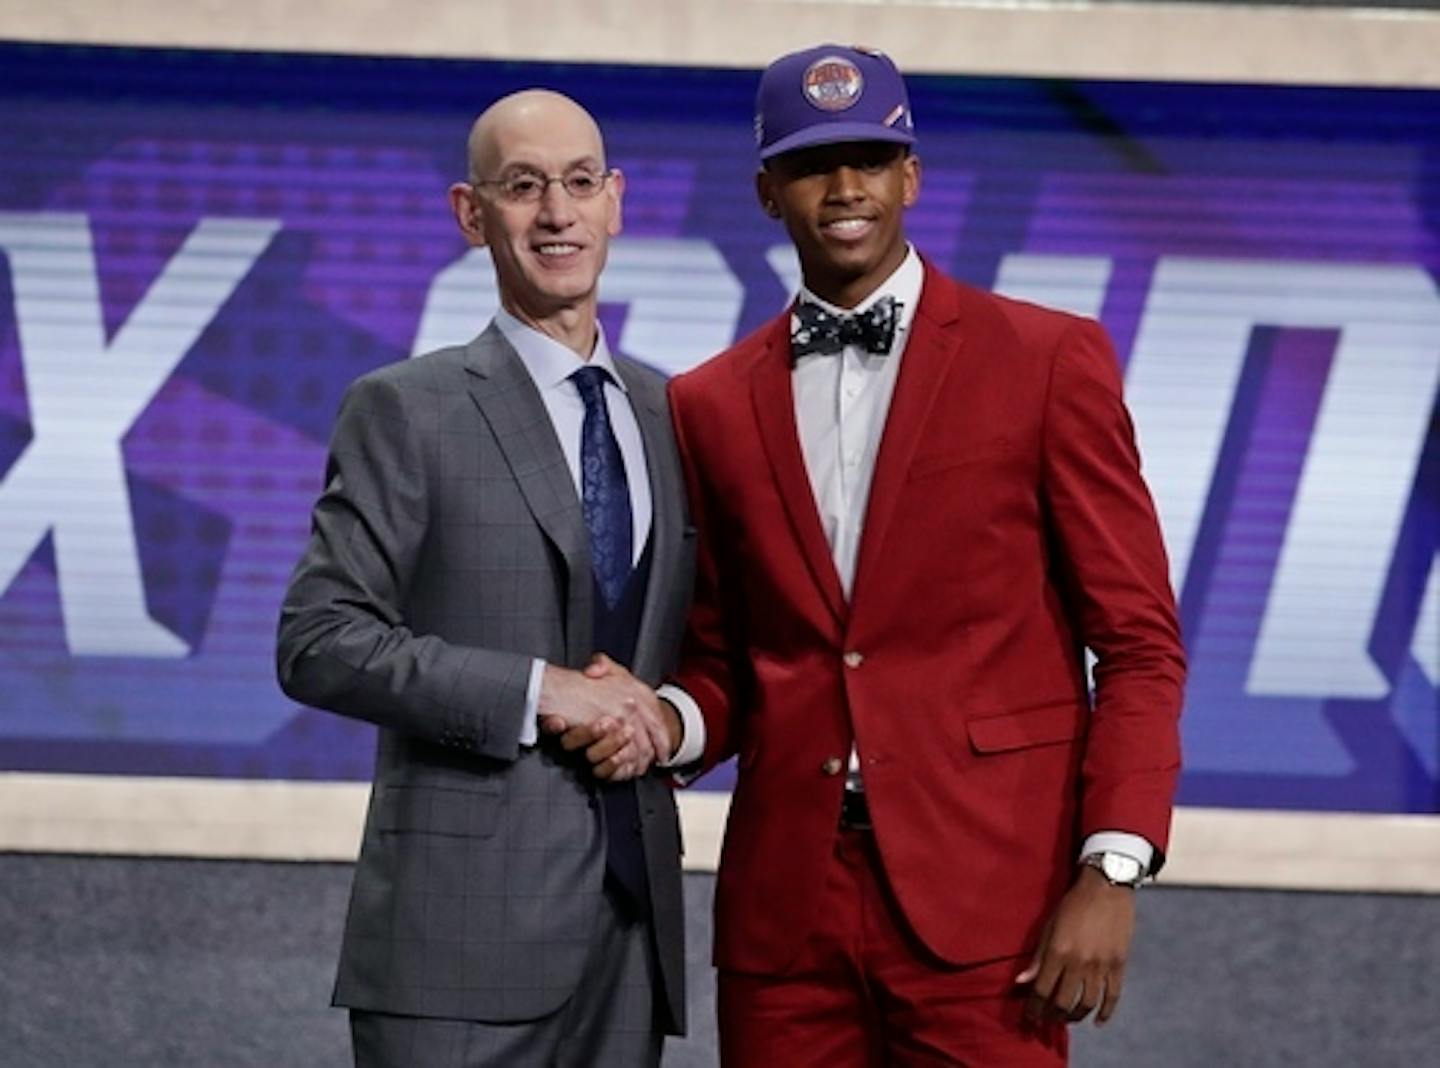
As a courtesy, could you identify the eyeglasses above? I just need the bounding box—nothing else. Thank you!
[472,168,614,204]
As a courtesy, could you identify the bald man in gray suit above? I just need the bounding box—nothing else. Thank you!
[278,90,693,1067]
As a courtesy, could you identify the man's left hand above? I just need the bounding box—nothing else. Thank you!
[549,714,640,780]
[1015,865,1136,1026]
[538,655,679,780]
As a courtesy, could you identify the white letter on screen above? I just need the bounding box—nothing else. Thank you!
[1125,258,1440,698]
[0,213,279,657]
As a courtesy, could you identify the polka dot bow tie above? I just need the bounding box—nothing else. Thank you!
[791,295,901,359]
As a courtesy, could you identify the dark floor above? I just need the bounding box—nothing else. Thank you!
[1,854,1436,1066]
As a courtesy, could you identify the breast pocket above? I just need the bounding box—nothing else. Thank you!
[906,438,1011,484]
[375,784,502,838]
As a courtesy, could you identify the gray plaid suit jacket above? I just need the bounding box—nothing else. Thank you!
[277,323,695,1032]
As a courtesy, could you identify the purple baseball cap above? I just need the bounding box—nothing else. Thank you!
[755,44,916,161]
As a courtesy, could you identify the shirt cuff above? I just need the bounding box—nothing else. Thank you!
[518,658,545,748]
[1080,831,1154,875]
[655,683,705,769]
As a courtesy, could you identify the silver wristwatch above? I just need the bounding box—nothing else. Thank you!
[1080,850,1145,888]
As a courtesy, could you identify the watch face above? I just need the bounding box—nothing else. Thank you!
[1102,853,1143,885]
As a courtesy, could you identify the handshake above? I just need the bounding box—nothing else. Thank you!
[537,654,681,781]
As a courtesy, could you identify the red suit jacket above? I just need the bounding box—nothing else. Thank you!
[668,264,1185,976]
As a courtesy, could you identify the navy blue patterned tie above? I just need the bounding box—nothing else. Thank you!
[571,365,648,913]
[571,366,633,608]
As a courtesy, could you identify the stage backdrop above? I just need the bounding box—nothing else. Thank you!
[1,44,1436,821]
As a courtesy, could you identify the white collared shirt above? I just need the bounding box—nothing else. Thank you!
[494,310,652,746]
[792,249,921,789]
[792,246,923,596]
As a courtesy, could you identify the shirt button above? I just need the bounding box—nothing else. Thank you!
[821,757,844,776]
[843,651,864,669]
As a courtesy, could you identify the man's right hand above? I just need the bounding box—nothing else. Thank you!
[536,658,676,779]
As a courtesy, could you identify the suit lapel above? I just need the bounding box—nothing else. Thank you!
[850,270,964,610]
[613,359,678,682]
[463,325,592,666]
[749,317,848,628]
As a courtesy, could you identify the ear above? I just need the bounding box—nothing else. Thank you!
[606,167,626,238]
[901,152,921,210]
[448,182,488,248]
[755,169,781,218]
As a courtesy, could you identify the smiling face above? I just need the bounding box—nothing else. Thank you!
[757,140,919,309]
[449,91,623,343]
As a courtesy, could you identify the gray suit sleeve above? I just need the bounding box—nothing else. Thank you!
[276,371,532,761]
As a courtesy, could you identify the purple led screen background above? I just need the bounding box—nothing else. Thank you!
[0,45,1435,813]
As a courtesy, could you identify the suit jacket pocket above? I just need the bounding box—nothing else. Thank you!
[375,784,502,837]
[966,698,1086,754]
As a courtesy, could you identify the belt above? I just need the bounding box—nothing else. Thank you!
[839,789,872,831]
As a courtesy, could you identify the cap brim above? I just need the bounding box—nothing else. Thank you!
[760,122,916,161]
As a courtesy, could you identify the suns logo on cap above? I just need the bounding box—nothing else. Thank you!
[802,55,864,112]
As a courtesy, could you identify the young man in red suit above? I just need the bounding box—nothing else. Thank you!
[657,44,1186,1066]
[571,42,1185,1065]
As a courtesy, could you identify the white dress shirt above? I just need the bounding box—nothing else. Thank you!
[493,310,652,747]
[792,248,923,598]
[660,248,1153,872]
